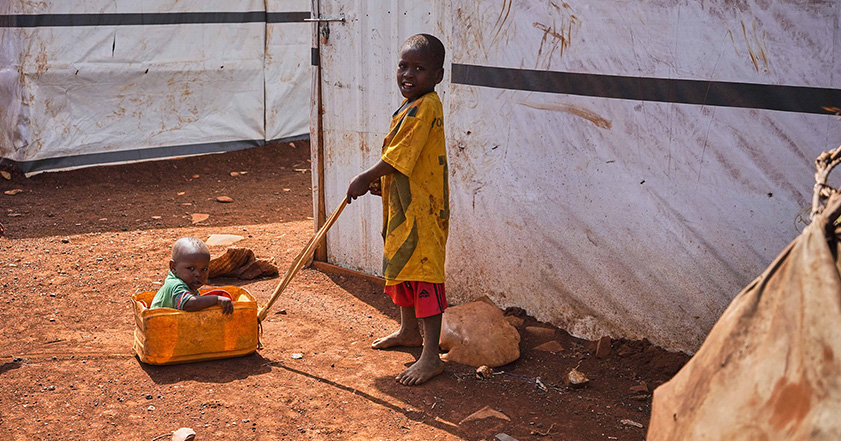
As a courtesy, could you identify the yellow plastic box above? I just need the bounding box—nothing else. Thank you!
[132,286,258,365]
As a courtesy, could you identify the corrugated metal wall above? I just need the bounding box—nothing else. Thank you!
[318,0,841,352]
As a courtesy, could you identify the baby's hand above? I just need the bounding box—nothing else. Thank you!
[217,296,233,315]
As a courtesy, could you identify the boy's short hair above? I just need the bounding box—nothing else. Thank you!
[172,236,210,260]
[403,34,445,69]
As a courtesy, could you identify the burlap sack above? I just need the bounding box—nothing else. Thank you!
[648,197,841,440]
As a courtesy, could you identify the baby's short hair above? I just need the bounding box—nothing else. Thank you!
[403,34,445,69]
[172,236,209,260]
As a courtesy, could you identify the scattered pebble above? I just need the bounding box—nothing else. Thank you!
[0,171,10,180]
[565,367,589,388]
[620,418,644,428]
[291,353,303,359]
[475,365,493,380]
[216,196,234,203]
[4,189,23,195]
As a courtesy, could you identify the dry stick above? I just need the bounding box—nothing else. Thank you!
[257,198,348,322]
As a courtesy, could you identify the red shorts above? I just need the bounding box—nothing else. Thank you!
[384,281,447,318]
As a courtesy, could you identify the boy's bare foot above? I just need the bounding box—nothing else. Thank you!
[371,330,423,349]
[396,357,444,386]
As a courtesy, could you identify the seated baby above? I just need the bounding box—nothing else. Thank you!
[150,237,233,314]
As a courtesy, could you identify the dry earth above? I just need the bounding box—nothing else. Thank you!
[0,141,688,440]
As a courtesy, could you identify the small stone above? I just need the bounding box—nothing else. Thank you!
[205,234,245,246]
[291,353,303,359]
[171,427,196,441]
[620,418,644,428]
[151,216,162,220]
[147,405,155,411]
[595,336,611,359]
[177,192,186,196]
[504,316,524,327]
[192,174,199,178]
[216,196,234,203]
[0,171,10,180]
[533,340,564,354]
[191,213,209,224]
[524,326,555,339]
[4,189,23,195]
[629,381,649,393]
[564,368,589,388]
[61,238,69,243]
[475,365,493,379]
[279,309,287,315]
[230,172,240,177]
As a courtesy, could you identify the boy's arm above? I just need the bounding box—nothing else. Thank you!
[182,295,233,314]
[346,159,396,204]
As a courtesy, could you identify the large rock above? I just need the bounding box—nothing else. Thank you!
[439,299,521,367]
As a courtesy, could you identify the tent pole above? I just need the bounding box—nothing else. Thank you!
[310,0,328,262]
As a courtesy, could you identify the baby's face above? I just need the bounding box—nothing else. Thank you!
[396,47,443,101]
[170,250,210,292]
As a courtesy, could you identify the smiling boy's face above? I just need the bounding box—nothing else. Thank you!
[396,46,443,101]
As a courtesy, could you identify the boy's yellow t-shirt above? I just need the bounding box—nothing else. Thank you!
[380,92,449,285]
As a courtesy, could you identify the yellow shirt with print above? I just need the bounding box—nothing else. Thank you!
[380,92,449,285]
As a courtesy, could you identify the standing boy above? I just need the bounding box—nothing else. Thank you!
[346,34,449,386]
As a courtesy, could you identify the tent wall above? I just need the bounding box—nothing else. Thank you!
[0,1,311,174]
[316,0,841,352]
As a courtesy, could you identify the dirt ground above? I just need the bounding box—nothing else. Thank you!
[0,141,689,441]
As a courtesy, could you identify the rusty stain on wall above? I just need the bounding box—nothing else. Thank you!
[490,0,513,47]
[518,98,611,130]
[740,20,769,73]
[533,2,580,69]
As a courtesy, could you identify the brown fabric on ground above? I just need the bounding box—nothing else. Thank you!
[648,197,841,440]
[209,247,279,280]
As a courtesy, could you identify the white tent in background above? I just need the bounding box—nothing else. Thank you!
[0,1,312,174]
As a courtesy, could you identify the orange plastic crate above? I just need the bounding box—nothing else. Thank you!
[132,286,258,365]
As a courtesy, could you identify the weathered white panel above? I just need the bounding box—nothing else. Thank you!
[447,86,841,350]
[319,0,841,352]
[266,0,311,141]
[0,22,265,164]
[1,1,312,172]
[446,0,841,352]
[2,1,264,14]
[453,0,837,87]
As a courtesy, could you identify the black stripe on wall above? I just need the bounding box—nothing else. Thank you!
[452,63,841,115]
[0,11,310,28]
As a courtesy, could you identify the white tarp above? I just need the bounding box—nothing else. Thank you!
[316,0,841,352]
[0,1,310,173]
